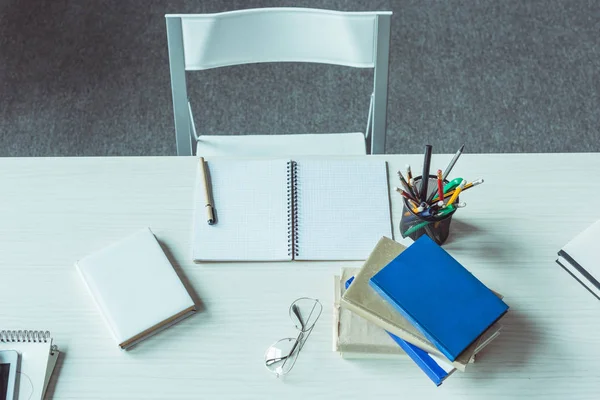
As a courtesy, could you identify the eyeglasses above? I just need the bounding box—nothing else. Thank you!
[264,297,322,377]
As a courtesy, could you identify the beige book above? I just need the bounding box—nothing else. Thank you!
[333,268,407,358]
[341,237,502,371]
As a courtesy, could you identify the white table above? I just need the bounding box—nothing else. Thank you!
[1,154,599,400]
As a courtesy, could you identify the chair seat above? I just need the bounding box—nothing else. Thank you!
[195,133,366,157]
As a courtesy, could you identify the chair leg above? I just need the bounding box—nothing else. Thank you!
[188,102,198,156]
[167,17,193,156]
[365,93,374,154]
[371,14,391,154]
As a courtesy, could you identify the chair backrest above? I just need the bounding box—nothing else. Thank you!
[166,8,391,155]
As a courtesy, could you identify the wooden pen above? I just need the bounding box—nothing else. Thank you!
[199,157,215,225]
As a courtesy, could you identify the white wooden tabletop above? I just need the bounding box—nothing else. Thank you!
[1,154,599,400]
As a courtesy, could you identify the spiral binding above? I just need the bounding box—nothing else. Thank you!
[0,330,52,343]
[287,161,299,258]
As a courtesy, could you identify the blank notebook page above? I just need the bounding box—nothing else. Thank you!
[192,159,291,261]
[294,159,392,260]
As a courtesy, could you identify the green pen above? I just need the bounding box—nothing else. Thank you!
[403,220,432,237]
[443,178,463,193]
[437,204,457,217]
[432,177,463,201]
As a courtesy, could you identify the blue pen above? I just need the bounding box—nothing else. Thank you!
[420,207,437,218]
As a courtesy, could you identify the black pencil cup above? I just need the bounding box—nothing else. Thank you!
[399,175,457,245]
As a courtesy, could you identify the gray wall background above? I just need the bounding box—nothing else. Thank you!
[1,0,599,157]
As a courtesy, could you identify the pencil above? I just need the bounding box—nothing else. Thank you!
[397,171,418,200]
[427,168,446,203]
[420,145,432,201]
[446,179,465,207]
[406,164,413,182]
[442,144,465,181]
[432,178,484,201]
[199,157,216,225]
[396,188,420,212]
[436,169,444,201]
[395,187,417,202]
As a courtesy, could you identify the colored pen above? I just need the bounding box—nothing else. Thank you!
[442,144,465,181]
[420,207,437,218]
[436,204,457,217]
[403,220,432,237]
[446,179,465,207]
[443,177,464,193]
[420,145,433,201]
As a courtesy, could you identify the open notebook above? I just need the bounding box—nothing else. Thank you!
[192,159,393,261]
[0,330,59,400]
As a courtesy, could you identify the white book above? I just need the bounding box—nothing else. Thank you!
[75,228,196,349]
[192,158,393,262]
[0,330,59,400]
[557,219,600,299]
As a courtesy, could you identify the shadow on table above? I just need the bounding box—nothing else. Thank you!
[159,240,206,314]
[462,309,545,380]
[445,219,485,243]
[443,220,526,266]
[340,309,544,386]
[44,349,66,400]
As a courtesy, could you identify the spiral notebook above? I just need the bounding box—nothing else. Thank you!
[0,330,59,400]
[192,159,393,261]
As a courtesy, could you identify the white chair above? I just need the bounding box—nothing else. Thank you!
[165,8,392,156]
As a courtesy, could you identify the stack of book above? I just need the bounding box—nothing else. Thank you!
[556,219,600,300]
[333,236,509,386]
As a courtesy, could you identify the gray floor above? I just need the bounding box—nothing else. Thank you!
[1,0,599,157]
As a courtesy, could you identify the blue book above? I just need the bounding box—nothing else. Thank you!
[369,235,509,362]
[345,276,454,386]
[387,332,454,386]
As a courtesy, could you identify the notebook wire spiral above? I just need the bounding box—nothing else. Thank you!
[287,161,299,258]
[0,330,52,344]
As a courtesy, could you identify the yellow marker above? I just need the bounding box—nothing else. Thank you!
[446,179,465,207]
